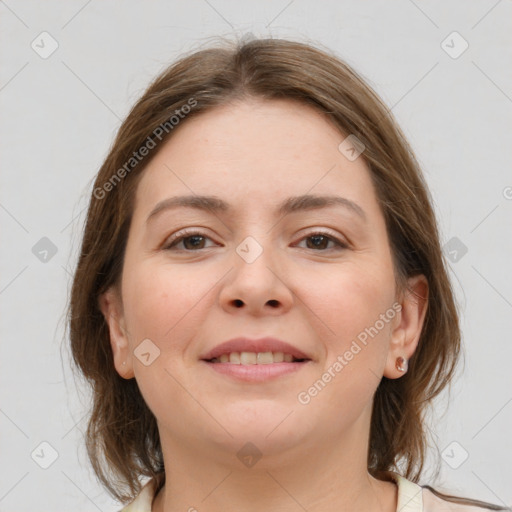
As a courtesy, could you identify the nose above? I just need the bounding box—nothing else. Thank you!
[219,238,294,316]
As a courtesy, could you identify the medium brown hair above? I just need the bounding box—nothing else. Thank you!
[67,36,498,507]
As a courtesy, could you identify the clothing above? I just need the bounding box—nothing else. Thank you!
[119,472,497,511]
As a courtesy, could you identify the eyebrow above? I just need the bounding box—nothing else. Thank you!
[146,193,367,223]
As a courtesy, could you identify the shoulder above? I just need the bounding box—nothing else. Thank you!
[391,473,507,512]
[422,486,504,512]
[117,478,156,512]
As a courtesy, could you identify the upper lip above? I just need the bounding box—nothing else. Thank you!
[200,337,311,361]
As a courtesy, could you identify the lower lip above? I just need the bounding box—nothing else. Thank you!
[202,361,310,382]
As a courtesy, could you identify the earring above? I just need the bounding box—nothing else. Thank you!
[396,356,408,372]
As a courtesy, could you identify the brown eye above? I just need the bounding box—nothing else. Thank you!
[306,234,331,250]
[163,230,216,251]
[296,231,347,251]
[179,235,207,250]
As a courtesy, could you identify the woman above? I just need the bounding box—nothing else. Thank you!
[68,37,508,511]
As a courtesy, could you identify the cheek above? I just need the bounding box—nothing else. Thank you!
[121,261,218,347]
[304,259,396,393]
[307,260,396,342]
[120,262,220,421]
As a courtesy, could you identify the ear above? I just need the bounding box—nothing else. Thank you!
[98,286,135,379]
[383,274,428,379]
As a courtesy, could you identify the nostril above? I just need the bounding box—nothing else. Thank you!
[233,299,244,308]
[267,299,279,307]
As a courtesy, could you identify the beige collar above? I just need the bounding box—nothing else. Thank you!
[392,473,423,512]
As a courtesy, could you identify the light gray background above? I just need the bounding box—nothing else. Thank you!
[1,1,511,511]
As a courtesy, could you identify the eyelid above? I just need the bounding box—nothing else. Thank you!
[163,227,349,252]
[293,228,349,250]
[162,227,219,250]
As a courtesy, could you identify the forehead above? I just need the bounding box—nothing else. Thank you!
[132,98,378,217]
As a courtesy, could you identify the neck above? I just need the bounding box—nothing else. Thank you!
[152,416,398,512]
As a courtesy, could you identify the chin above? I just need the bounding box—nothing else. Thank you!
[211,402,305,445]
[210,428,306,468]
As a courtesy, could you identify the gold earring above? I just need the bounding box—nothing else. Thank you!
[396,356,408,372]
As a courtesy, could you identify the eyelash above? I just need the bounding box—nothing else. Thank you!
[163,228,348,252]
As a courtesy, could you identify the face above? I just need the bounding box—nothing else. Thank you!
[101,98,426,463]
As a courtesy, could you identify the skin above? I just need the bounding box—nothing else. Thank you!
[100,98,428,512]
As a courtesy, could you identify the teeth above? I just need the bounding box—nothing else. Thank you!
[229,352,240,364]
[240,351,257,365]
[210,351,302,364]
[273,352,284,363]
[257,352,273,364]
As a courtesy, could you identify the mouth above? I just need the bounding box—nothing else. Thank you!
[205,351,310,364]
[201,348,312,382]
[200,337,312,381]
[200,336,312,362]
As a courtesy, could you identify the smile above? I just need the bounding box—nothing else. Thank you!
[203,353,311,382]
[207,351,308,364]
